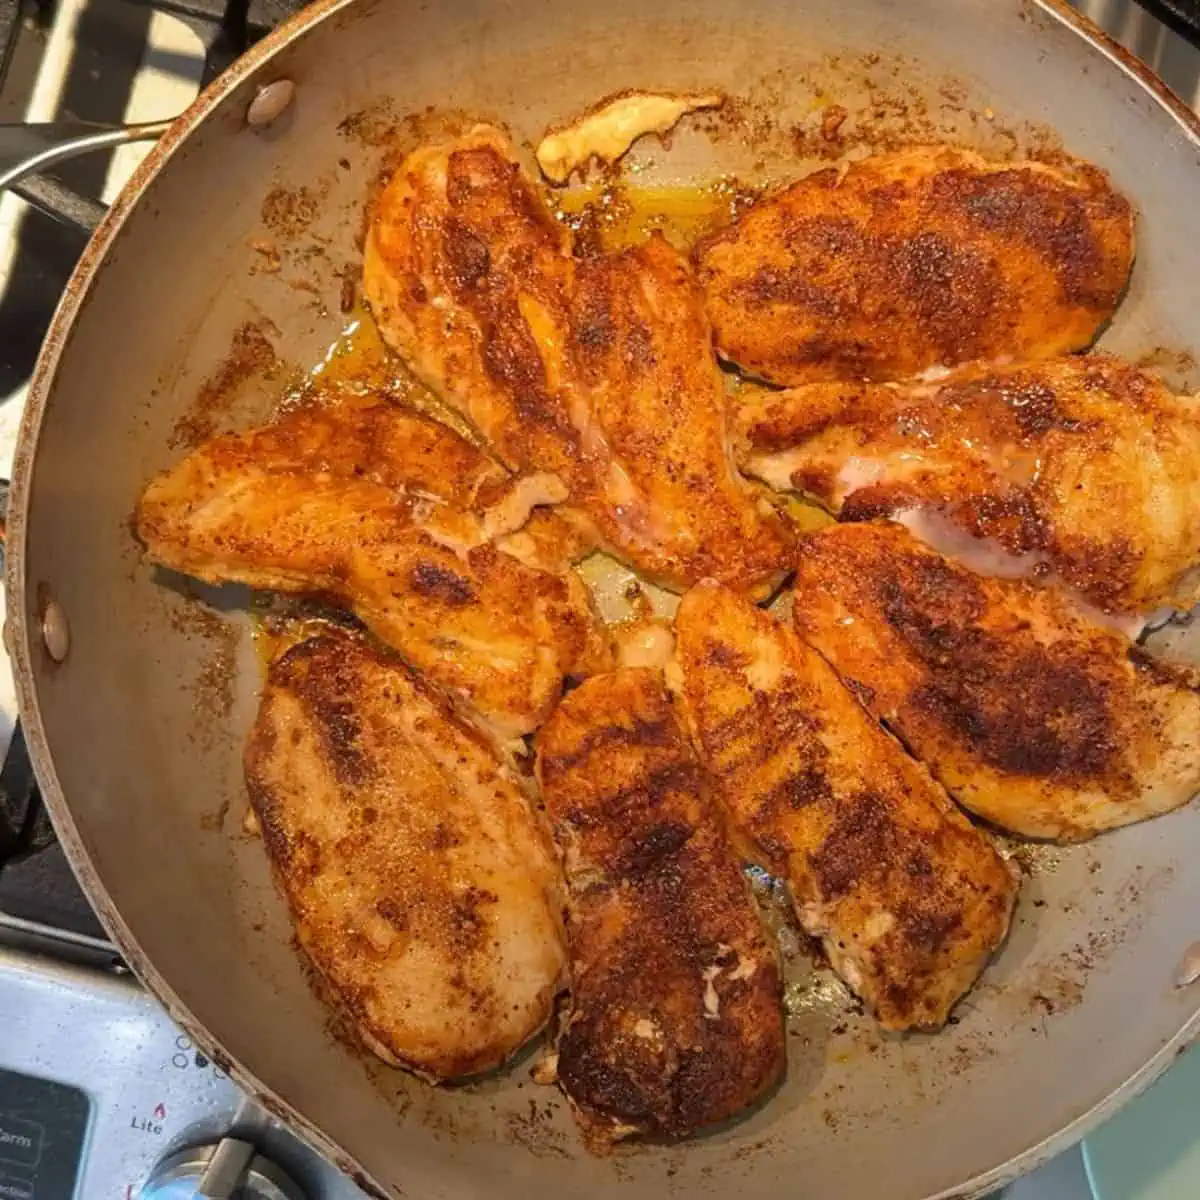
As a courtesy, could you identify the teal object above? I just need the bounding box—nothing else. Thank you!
[1083,1045,1200,1199]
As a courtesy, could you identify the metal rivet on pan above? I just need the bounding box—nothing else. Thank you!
[246,79,296,130]
[41,599,69,663]
[1175,942,1200,989]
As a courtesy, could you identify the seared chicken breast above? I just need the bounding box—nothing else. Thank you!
[695,147,1134,385]
[673,582,1016,1031]
[793,523,1200,841]
[244,632,567,1079]
[536,668,784,1148]
[736,355,1200,617]
[363,126,794,596]
[363,127,574,474]
[569,236,795,593]
[137,402,609,737]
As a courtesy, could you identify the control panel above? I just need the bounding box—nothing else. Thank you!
[0,942,361,1198]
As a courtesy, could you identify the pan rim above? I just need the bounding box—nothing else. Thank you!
[6,0,1200,1195]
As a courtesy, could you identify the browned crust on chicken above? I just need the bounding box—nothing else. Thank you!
[735,354,1200,615]
[364,128,575,472]
[244,631,567,1079]
[245,394,510,506]
[363,126,794,596]
[568,235,796,593]
[535,668,784,1148]
[793,523,1200,840]
[673,582,1016,1030]
[695,147,1134,385]
[136,401,610,737]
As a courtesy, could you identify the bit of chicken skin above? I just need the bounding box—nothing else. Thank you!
[792,522,1200,841]
[535,89,724,184]
[244,631,567,1079]
[535,668,784,1149]
[695,146,1134,385]
[734,354,1200,617]
[494,506,598,573]
[136,401,610,738]
[673,581,1017,1031]
[612,616,676,670]
[362,125,794,597]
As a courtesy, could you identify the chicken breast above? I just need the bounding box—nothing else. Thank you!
[569,236,795,593]
[363,127,574,474]
[793,523,1200,841]
[735,355,1200,617]
[244,631,567,1079]
[137,402,609,738]
[672,582,1016,1030]
[535,668,784,1148]
[695,147,1134,385]
[363,125,794,596]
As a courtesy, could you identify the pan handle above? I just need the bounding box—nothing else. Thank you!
[0,120,172,194]
[1130,0,1200,51]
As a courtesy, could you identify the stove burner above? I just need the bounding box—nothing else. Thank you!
[1130,0,1200,47]
[0,722,48,865]
[0,1,312,96]
[126,0,312,82]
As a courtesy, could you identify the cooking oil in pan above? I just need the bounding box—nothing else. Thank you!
[551,177,760,250]
[250,606,349,671]
[296,301,479,444]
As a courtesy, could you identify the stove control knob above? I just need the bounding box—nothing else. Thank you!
[142,1137,308,1200]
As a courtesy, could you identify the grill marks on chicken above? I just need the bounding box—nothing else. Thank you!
[673,582,1016,1030]
[136,401,609,738]
[536,669,784,1147]
[244,631,567,1079]
[735,354,1200,617]
[363,126,794,596]
[695,147,1134,385]
[793,523,1200,841]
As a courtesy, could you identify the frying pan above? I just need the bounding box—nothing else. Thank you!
[6,0,1200,1196]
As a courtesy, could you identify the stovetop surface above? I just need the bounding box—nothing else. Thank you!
[0,931,365,1198]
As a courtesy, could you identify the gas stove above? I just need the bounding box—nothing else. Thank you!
[0,1,1198,1197]
[2,919,358,1198]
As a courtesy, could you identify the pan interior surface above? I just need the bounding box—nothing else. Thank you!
[9,0,1200,1196]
